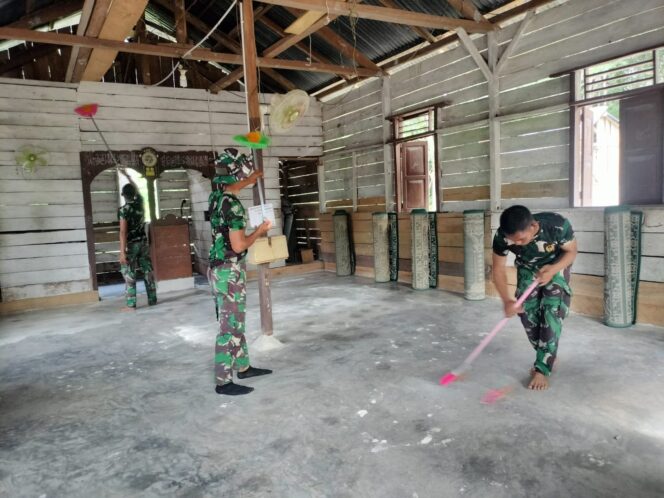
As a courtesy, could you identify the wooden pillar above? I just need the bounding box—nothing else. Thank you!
[382,75,395,212]
[487,31,501,213]
[146,177,157,221]
[241,0,274,336]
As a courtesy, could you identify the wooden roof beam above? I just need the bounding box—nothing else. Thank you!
[227,5,272,40]
[377,0,436,43]
[446,0,488,23]
[151,0,296,91]
[81,0,150,81]
[7,0,82,29]
[255,0,494,33]
[0,27,378,76]
[64,0,95,82]
[283,7,382,73]
[209,10,346,92]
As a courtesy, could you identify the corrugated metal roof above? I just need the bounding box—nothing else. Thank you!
[0,0,56,27]
[0,0,515,92]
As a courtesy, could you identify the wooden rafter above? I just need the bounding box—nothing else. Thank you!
[227,4,272,40]
[258,15,348,77]
[174,0,188,43]
[446,0,488,22]
[68,0,112,82]
[152,0,295,91]
[81,0,150,81]
[64,0,95,82]
[7,0,82,29]
[209,10,346,92]
[0,44,56,75]
[283,7,381,73]
[255,0,494,32]
[377,0,436,43]
[316,0,557,99]
[0,27,379,77]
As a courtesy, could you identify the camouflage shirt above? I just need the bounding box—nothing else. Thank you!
[118,193,146,243]
[492,212,575,272]
[209,190,247,266]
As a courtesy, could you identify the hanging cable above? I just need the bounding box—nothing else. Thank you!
[152,0,238,87]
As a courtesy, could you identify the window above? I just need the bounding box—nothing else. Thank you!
[572,47,664,206]
[392,107,440,212]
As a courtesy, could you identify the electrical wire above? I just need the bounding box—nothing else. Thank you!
[152,0,238,87]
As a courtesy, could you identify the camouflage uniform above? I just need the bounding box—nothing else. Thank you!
[118,193,157,308]
[492,212,575,376]
[208,189,250,385]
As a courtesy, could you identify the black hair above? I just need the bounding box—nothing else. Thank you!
[121,183,137,199]
[499,205,533,235]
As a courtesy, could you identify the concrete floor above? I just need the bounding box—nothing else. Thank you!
[1,272,663,498]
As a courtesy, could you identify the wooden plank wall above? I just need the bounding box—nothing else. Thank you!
[90,169,121,281]
[0,79,323,303]
[319,0,664,327]
[0,78,92,301]
[321,78,386,211]
[158,170,191,219]
[76,82,323,273]
[280,161,322,257]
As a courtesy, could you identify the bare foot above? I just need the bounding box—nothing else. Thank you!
[120,306,136,312]
[528,371,549,390]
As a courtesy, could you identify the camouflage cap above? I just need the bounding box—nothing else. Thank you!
[212,164,239,185]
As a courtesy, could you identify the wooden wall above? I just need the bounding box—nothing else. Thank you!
[318,0,664,327]
[321,0,664,212]
[0,79,322,304]
[0,79,92,302]
[320,208,664,327]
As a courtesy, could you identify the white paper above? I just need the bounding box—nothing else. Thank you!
[248,203,276,228]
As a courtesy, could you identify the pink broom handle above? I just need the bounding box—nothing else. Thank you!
[440,279,540,385]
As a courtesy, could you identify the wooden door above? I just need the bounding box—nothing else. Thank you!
[620,89,664,204]
[402,141,428,211]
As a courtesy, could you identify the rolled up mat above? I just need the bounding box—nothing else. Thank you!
[429,212,439,288]
[411,209,430,290]
[333,210,353,276]
[604,205,642,327]
[388,212,399,281]
[373,212,390,283]
[463,209,486,300]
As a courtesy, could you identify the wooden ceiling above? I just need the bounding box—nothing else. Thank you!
[0,0,553,95]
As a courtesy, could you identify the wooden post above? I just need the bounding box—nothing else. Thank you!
[487,31,501,212]
[146,177,157,221]
[382,75,395,212]
[241,0,274,336]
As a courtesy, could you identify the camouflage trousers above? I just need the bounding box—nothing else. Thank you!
[208,261,249,385]
[516,266,571,376]
[120,240,157,308]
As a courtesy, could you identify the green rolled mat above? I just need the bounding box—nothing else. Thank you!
[388,213,399,281]
[411,209,430,290]
[463,209,486,300]
[428,212,438,288]
[604,206,642,327]
[333,210,353,276]
[373,212,390,283]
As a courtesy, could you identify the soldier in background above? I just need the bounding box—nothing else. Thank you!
[208,148,272,396]
[118,170,157,310]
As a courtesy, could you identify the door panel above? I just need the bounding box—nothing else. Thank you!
[402,141,428,211]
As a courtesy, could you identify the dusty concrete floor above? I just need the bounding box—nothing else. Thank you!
[1,272,663,498]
